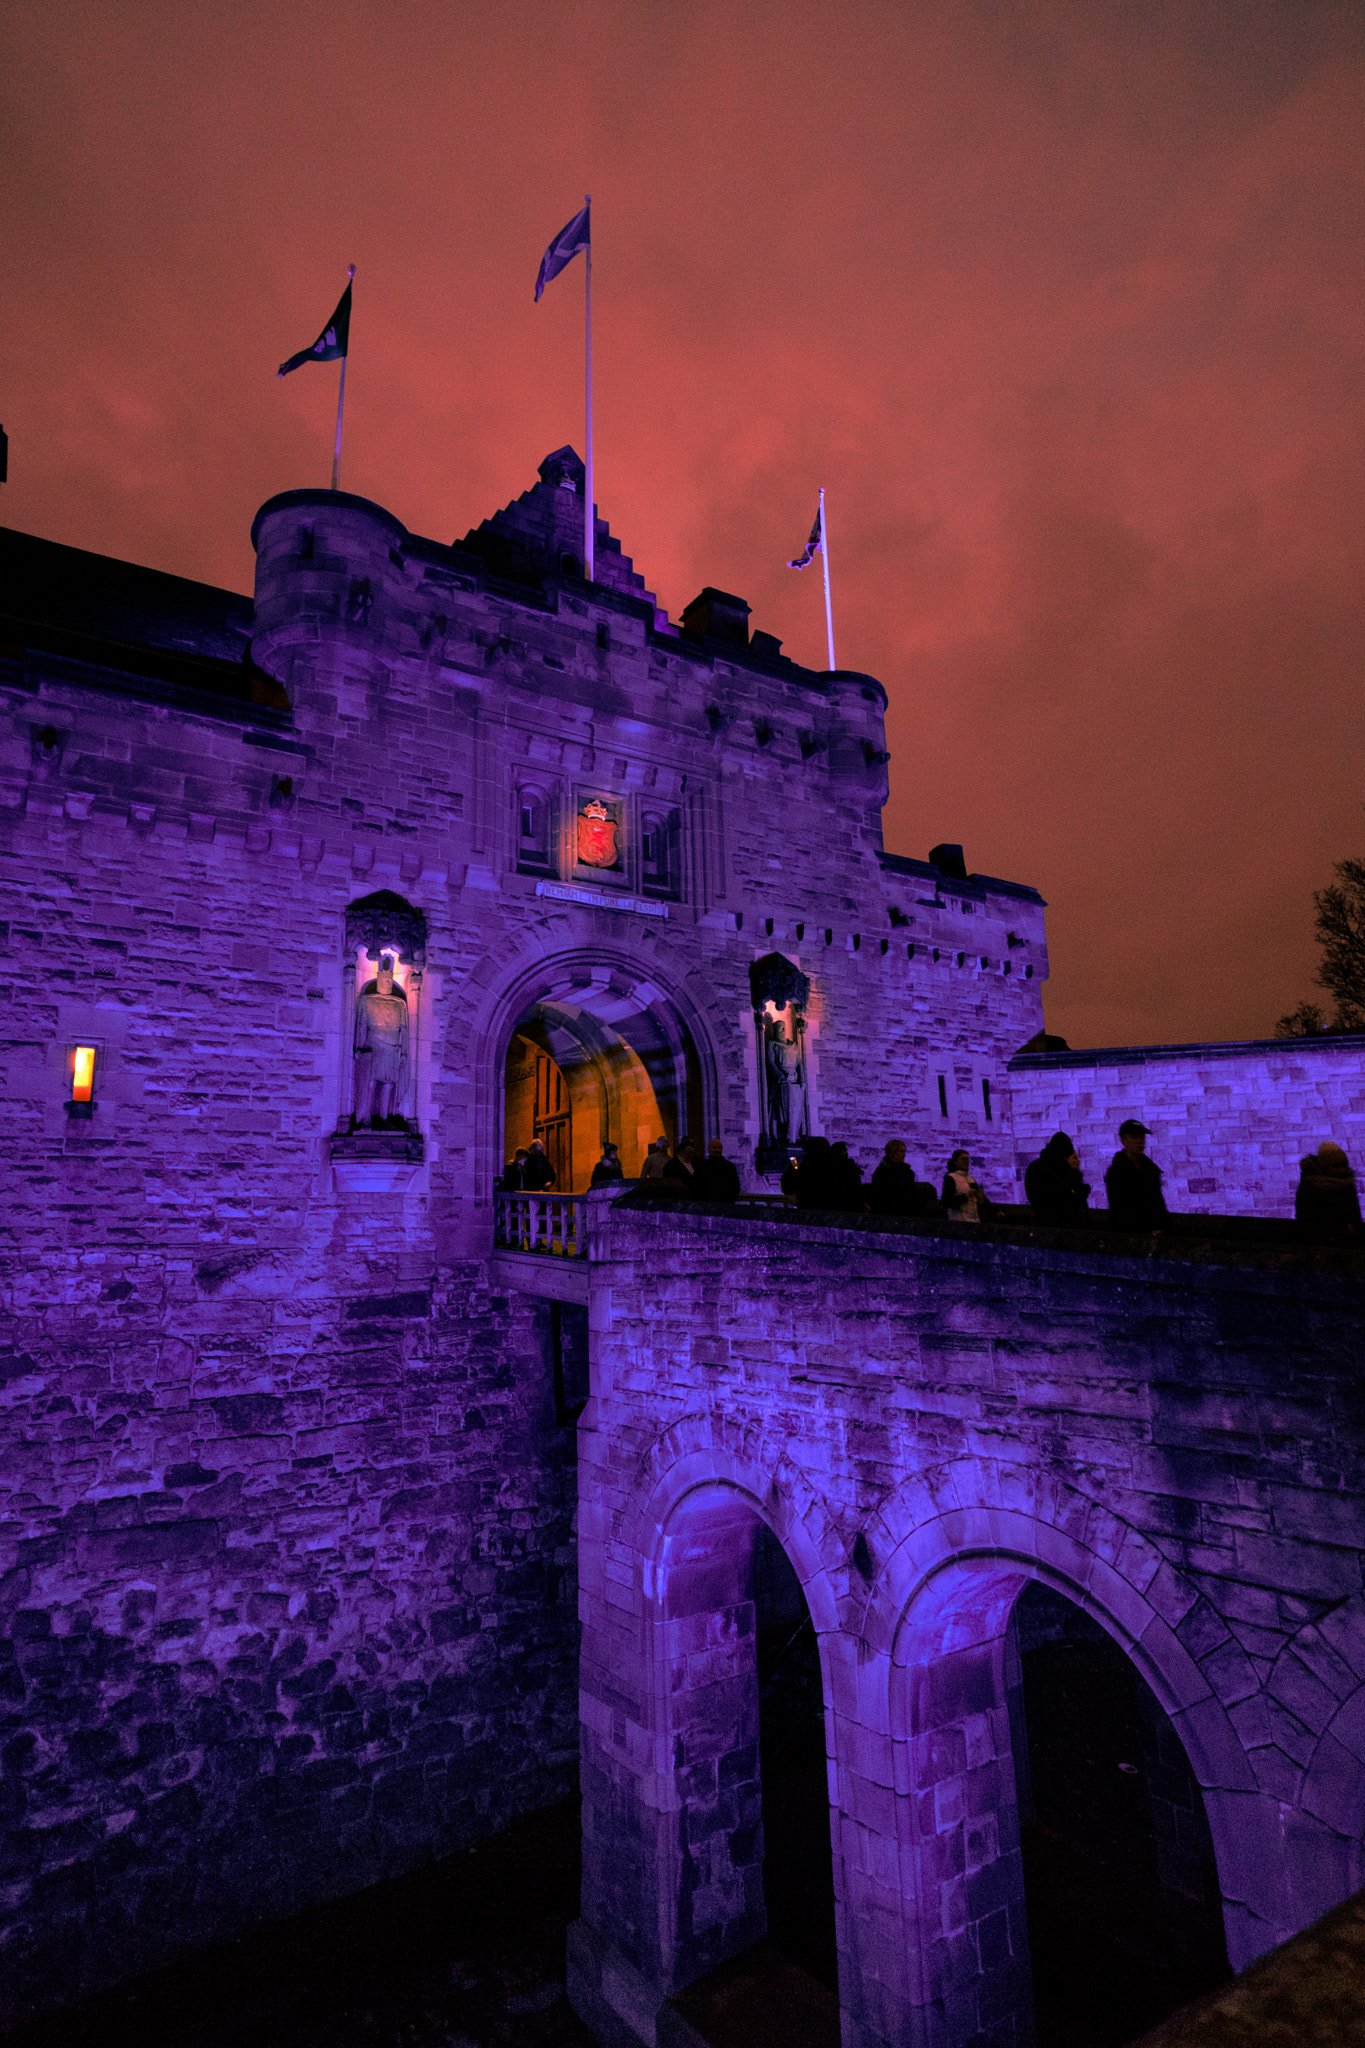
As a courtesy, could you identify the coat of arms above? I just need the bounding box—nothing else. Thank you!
[577,797,620,869]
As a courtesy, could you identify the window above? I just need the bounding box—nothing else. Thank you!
[982,1077,993,1122]
[640,807,681,899]
[937,1075,949,1118]
[517,786,553,871]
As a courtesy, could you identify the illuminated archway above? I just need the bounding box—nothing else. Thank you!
[499,961,707,1189]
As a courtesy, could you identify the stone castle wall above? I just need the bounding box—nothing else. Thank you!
[0,466,1047,2016]
[1008,1036,1365,1216]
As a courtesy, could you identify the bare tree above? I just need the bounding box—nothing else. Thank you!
[1276,844,1365,1036]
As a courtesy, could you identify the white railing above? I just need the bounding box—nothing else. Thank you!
[495,1192,588,1258]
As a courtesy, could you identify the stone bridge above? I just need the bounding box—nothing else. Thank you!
[566,1197,1365,2048]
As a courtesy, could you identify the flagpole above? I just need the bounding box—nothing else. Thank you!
[820,485,836,670]
[584,198,594,582]
[331,264,355,491]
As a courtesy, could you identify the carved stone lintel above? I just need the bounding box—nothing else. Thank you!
[345,890,427,967]
[329,1126,425,1194]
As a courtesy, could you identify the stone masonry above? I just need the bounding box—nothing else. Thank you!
[0,455,1047,2020]
[570,1196,1365,2048]
[1008,1035,1365,1216]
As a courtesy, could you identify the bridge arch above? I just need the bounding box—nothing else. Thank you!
[857,1474,1283,2008]
[1273,1593,1365,1921]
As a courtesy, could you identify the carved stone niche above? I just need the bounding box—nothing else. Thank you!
[329,890,427,1193]
[750,952,811,1176]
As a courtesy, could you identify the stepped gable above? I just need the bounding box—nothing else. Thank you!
[457,446,658,608]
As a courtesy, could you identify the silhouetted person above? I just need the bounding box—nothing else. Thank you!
[521,1138,556,1192]
[499,1147,529,1193]
[829,1141,866,1212]
[1295,1141,1364,1246]
[1104,1119,1168,1230]
[589,1142,624,1188]
[869,1140,941,1218]
[1025,1132,1090,1225]
[663,1136,700,1189]
[794,1135,837,1210]
[694,1138,741,1201]
[942,1148,989,1222]
[780,1152,801,1205]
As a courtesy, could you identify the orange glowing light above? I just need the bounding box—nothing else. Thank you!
[71,1046,96,1102]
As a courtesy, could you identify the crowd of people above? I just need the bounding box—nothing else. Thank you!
[497,1122,1363,1247]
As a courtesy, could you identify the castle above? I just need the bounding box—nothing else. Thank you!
[0,450,1047,2015]
[5,453,1363,2044]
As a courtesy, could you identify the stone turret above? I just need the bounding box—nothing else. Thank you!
[250,488,411,721]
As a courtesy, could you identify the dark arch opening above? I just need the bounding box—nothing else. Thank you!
[1010,1582,1231,2045]
[753,1521,837,1995]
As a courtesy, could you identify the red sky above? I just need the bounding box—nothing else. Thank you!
[4,0,1363,1047]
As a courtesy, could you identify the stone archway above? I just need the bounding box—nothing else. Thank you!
[493,954,712,1190]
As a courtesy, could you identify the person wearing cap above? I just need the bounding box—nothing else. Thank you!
[1104,1119,1168,1230]
[1295,1141,1363,1246]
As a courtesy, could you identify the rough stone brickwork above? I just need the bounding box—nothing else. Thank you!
[1008,1036,1365,1216]
[0,457,1047,2018]
[570,1198,1365,2048]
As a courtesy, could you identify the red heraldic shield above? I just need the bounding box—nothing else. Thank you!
[577,802,619,868]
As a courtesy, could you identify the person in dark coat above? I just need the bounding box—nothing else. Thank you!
[694,1139,741,1202]
[869,1140,942,1218]
[499,1147,529,1193]
[589,1143,625,1189]
[1295,1141,1364,1246]
[1024,1133,1090,1225]
[794,1135,837,1210]
[521,1139,556,1191]
[1104,1119,1168,1230]
[829,1141,866,1212]
[662,1137,700,1190]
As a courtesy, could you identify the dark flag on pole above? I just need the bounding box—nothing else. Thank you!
[788,500,823,570]
[278,276,353,378]
[535,204,590,301]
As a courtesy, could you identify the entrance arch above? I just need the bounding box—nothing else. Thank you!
[493,953,713,1189]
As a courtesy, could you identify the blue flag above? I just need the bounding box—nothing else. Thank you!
[535,205,590,301]
[278,275,353,378]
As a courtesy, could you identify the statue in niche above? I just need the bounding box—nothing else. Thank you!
[763,1007,806,1146]
[749,952,812,1173]
[353,953,410,1128]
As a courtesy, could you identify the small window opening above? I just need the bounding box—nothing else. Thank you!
[560,551,579,577]
[880,938,888,956]
[298,526,314,559]
[518,787,551,869]
[852,933,861,952]
[597,623,610,650]
[956,951,966,967]
[982,1078,993,1122]
[795,923,805,941]
[824,928,833,947]
[937,1075,949,1118]
[765,918,774,937]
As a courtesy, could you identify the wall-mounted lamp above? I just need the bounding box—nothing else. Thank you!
[66,1045,97,1119]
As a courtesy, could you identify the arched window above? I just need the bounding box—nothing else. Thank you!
[640,807,681,899]
[517,784,553,872]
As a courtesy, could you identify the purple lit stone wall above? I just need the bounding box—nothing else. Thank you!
[570,1202,1365,2048]
[0,1265,579,2022]
[1008,1036,1365,1215]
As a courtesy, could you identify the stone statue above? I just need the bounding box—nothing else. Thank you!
[353,954,410,1127]
[764,1013,805,1145]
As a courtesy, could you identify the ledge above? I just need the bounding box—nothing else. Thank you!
[328,1127,424,1193]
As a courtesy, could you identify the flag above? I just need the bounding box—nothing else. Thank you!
[278,277,353,378]
[535,204,590,301]
[788,501,823,570]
